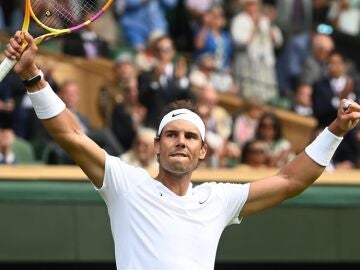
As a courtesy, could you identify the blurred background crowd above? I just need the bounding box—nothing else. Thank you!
[0,0,360,171]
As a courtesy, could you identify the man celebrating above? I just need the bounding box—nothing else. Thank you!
[4,31,360,269]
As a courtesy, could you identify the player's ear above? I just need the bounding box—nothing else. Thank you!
[154,137,160,155]
[199,143,208,160]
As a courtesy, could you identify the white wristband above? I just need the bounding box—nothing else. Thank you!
[305,127,343,167]
[27,83,66,119]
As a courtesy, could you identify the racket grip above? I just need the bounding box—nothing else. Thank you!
[0,57,17,82]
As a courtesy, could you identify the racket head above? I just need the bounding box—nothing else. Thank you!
[28,0,113,43]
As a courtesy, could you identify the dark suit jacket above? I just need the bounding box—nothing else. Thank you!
[312,77,360,165]
[312,78,338,127]
[62,32,110,58]
[138,68,194,129]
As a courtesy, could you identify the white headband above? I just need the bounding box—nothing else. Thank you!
[157,109,206,141]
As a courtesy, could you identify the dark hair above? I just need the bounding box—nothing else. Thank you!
[329,50,345,62]
[255,112,282,141]
[156,99,198,128]
[240,139,265,164]
[151,35,173,52]
[0,112,13,129]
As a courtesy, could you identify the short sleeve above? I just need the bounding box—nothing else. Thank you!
[217,182,250,226]
[93,153,149,206]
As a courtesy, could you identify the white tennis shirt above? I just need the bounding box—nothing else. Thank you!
[96,153,249,270]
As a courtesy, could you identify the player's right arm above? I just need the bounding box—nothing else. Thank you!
[5,32,105,188]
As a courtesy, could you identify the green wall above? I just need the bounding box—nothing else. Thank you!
[0,181,359,262]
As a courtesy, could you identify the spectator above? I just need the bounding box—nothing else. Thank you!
[231,0,283,102]
[115,0,178,51]
[196,84,232,142]
[328,0,360,36]
[196,84,233,167]
[111,75,147,152]
[120,127,158,170]
[99,52,138,127]
[276,30,333,96]
[312,51,360,169]
[32,81,124,164]
[0,71,34,140]
[193,5,233,71]
[189,53,237,93]
[255,112,295,167]
[232,98,264,147]
[291,83,313,116]
[138,35,193,128]
[299,32,335,86]
[0,112,16,164]
[312,52,358,127]
[240,138,268,168]
[62,12,110,58]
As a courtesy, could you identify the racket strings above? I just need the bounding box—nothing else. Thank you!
[30,0,108,29]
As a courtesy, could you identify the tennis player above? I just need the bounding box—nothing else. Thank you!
[5,32,360,270]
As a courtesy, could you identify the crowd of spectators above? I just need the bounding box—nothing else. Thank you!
[1,0,360,170]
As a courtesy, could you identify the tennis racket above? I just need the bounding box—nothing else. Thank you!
[0,0,113,81]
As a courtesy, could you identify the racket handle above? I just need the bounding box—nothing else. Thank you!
[0,57,17,82]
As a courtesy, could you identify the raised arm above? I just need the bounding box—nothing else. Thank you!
[241,100,360,216]
[5,32,105,188]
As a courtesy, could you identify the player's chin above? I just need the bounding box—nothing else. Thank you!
[165,162,196,175]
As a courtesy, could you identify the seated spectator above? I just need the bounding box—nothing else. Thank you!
[196,84,232,142]
[134,32,160,72]
[277,29,333,97]
[299,33,335,86]
[111,76,147,152]
[62,12,110,58]
[255,112,295,168]
[120,127,157,170]
[193,5,233,71]
[99,52,138,127]
[196,84,232,167]
[0,75,15,116]
[312,51,360,169]
[138,35,193,128]
[189,53,237,93]
[240,138,268,168]
[0,112,16,164]
[232,98,264,147]
[291,83,313,116]
[0,71,34,140]
[33,81,123,164]
[312,51,358,127]
[328,0,360,36]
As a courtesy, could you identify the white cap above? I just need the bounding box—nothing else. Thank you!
[157,109,206,141]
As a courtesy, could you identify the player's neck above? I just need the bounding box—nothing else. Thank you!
[155,170,192,196]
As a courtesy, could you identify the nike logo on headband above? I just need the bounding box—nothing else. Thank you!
[172,112,186,117]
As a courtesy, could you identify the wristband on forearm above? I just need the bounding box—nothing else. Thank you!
[27,82,66,119]
[305,127,343,167]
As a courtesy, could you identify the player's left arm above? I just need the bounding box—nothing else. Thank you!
[241,99,360,217]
